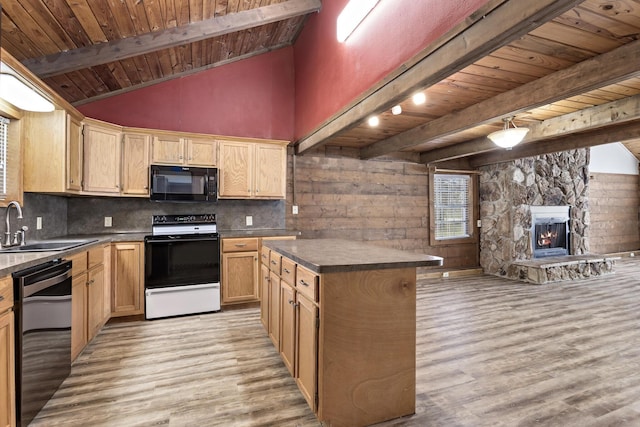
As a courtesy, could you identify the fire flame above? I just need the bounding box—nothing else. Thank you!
[538,230,558,247]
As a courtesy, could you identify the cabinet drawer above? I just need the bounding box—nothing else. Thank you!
[88,246,104,269]
[68,251,88,276]
[269,251,281,274]
[281,257,296,286]
[0,275,12,312]
[222,238,258,252]
[260,246,270,266]
[296,265,318,302]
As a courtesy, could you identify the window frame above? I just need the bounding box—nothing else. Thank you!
[0,103,24,206]
[429,168,478,246]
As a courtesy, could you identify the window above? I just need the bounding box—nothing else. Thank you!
[0,116,8,199]
[429,171,476,245]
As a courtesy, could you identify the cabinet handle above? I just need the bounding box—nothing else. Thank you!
[234,243,247,247]
[299,279,309,287]
[265,276,270,282]
[144,186,149,189]
[271,260,277,265]
[283,268,291,274]
[0,295,4,301]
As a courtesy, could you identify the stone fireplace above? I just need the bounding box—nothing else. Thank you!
[530,205,570,258]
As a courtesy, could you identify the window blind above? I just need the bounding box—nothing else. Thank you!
[0,116,8,199]
[433,174,470,240]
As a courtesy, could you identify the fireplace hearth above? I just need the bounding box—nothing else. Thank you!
[531,206,570,258]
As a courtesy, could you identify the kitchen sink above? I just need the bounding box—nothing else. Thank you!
[0,238,99,253]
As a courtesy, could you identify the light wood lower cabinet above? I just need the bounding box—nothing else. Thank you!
[259,263,270,330]
[221,238,259,305]
[69,246,108,360]
[0,275,15,427]
[111,242,144,317]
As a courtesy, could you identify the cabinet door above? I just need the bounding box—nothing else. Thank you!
[186,138,217,167]
[122,133,151,196]
[102,244,112,321]
[296,293,318,412]
[71,274,87,361]
[221,252,259,304]
[255,143,286,198]
[260,263,270,332]
[0,310,15,427]
[66,115,83,192]
[151,135,185,164]
[268,271,280,348]
[86,265,105,342]
[83,123,122,193]
[280,282,296,376]
[218,141,253,198]
[112,242,144,317]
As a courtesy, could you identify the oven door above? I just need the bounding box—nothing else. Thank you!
[144,234,220,289]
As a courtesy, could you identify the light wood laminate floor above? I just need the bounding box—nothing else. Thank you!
[32,259,640,426]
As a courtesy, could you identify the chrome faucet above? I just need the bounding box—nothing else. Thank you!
[4,201,23,247]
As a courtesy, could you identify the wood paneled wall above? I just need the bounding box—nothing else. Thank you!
[286,153,478,269]
[588,172,640,254]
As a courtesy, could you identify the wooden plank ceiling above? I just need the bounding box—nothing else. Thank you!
[2,0,640,165]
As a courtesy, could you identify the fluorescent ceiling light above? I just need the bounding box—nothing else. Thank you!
[337,0,381,42]
[0,63,55,112]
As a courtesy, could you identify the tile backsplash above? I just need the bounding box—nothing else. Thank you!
[6,193,285,239]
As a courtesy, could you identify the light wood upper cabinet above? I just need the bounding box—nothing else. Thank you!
[82,119,122,194]
[121,132,151,196]
[186,137,217,167]
[151,134,217,166]
[67,116,83,192]
[218,139,287,199]
[23,109,84,194]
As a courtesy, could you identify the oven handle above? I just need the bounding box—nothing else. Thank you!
[146,236,219,244]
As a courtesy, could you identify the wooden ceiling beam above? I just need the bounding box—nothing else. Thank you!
[420,93,640,164]
[22,0,321,78]
[296,0,584,155]
[363,38,640,159]
[469,120,640,167]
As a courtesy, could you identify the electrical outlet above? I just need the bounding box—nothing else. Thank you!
[292,205,299,215]
[246,216,253,226]
[36,217,42,230]
[477,219,482,228]
[104,216,112,227]
[442,272,449,278]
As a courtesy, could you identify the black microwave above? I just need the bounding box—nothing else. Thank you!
[149,165,217,202]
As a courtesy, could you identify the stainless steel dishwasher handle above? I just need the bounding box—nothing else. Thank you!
[23,270,71,298]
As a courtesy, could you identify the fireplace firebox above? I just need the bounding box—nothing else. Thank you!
[530,206,570,258]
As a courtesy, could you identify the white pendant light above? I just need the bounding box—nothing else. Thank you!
[487,117,529,150]
[0,63,55,112]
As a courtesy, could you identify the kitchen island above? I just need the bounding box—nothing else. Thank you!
[261,238,442,427]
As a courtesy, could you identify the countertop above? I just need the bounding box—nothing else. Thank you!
[0,230,299,277]
[262,238,443,273]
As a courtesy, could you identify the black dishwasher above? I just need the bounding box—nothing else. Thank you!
[13,259,72,427]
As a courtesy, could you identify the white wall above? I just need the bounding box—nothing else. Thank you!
[589,143,639,175]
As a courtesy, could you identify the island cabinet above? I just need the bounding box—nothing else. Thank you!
[261,239,443,427]
[0,275,15,427]
[23,109,83,193]
[151,133,217,167]
[111,242,144,317]
[82,119,123,194]
[218,139,287,199]
[69,245,108,361]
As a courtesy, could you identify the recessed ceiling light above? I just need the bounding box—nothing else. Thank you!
[391,105,402,115]
[412,92,426,105]
[368,116,379,127]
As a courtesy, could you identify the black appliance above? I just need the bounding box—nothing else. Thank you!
[149,165,217,202]
[13,259,72,427]
[144,214,221,319]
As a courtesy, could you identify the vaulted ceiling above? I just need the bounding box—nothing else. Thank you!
[2,0,640,165]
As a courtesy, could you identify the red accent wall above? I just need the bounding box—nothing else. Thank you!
[293,0,490,140]
[78,47,295,141]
